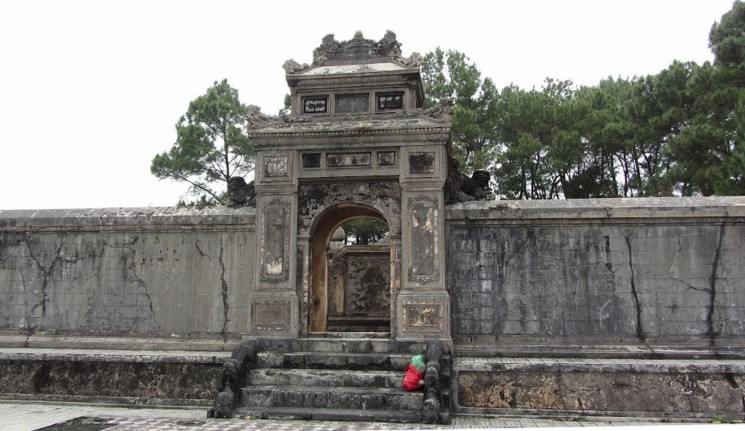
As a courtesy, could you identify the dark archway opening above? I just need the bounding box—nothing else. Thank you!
[309,204,392,333]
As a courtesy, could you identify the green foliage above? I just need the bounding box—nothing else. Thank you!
[341,219,388,245]
[420,1,745,199]
[422,48,498,172]
[151,79,254,205]
[710,0,745,85]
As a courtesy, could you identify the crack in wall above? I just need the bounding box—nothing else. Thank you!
[604,235,613,272]
[708,223,726,346]
[624,235,645,342]
[18,268,35,337]
[26,241,65,318]
[219,235,230,340]
[105,235,160,331]
[195,239,210,259]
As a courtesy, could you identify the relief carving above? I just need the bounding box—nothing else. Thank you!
[263,156,289,178]
[409,152,436,175]
[327,152,371,168]
[445,153,494,204]
[252,300,290,331]
[404,302,444,332]
[226,177,256,207]
[297,181,401,238]
[408,198,439,282]
[261,203,290,282]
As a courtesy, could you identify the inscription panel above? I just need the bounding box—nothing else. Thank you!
[336,94,369,113]
[302,153,321,168]
[263,156,288,178]
[408,198,439,282]
[377,151,396,166]
[260,203,290,282]
[409,152,435,174]
[403,301,444,333]
[327,152,371,168]
[303,97,327,114]
[252,300,291,331]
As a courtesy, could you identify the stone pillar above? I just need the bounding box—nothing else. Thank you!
[396,144,450,341]
[249,151,299,336]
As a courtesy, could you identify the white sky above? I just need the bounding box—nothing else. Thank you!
[0,0,736,209]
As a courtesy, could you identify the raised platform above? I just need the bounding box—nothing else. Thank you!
[0,337,230,406]
[454,356,745,421]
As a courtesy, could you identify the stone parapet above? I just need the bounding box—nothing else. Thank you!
[0,206,257,338]
[0,206,256,232]
[446,196,745,223]
[446,196,745,352]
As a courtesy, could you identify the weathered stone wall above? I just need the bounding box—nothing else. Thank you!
[446,197,745,349]
[454,357,745,419]
[328,245,390,317]
[0,207,256,338]
[0,350,225,405]
[447,197,745,419]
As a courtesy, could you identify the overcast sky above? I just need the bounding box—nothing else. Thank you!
[0,0,736,209]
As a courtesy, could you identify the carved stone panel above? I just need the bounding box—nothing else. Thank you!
[302,153,321,168]
[408,198,439,282]
[297,181,401,237]
[260,202,290,282]
[327,152,371,168]
[402,299,445,333]
[252,299,291,331]
[409,152,436,174]
[377,151,396,166]
[263,156,289,178]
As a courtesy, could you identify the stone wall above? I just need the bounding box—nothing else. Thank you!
[0,350,225,405]
[454,357,745,419]
[447,197,745,350]
[447,197,745,419]
[328,245,390,317]
[0,207,256,339]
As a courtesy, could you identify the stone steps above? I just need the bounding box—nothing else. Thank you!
[255,351,412,370]
[241,385,423,411]
[248,368,402,388]
[233,337,441,423]
[237,406,422,423]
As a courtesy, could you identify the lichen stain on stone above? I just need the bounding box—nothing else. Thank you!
[458,370,745,415]
[410,306,438,327]
[264,258,283,276]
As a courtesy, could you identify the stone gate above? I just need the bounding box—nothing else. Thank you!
[1,31,745,422]
[247,31,451,341]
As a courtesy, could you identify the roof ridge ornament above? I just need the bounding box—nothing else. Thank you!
[283,31,421,75]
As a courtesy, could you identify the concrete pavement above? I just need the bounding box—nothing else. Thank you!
[0,401,730,431]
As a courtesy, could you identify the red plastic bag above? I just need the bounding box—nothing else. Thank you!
[402,364,424,391]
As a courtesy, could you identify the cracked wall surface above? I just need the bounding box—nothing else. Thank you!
[447,198,745,345]
[0,208,256,337]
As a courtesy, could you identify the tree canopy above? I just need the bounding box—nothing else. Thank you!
[423,1,745,198]
[342,219,389,245]
[151,79,254,205]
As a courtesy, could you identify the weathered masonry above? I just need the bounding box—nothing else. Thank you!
[1,32,745,422]
[248,31,450,340]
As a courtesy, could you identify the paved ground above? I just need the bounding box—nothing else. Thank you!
[1,402,732,431]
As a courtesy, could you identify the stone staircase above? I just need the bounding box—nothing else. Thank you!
[210,335,451,424]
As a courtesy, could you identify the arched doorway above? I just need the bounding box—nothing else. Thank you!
[309,203,393,333]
